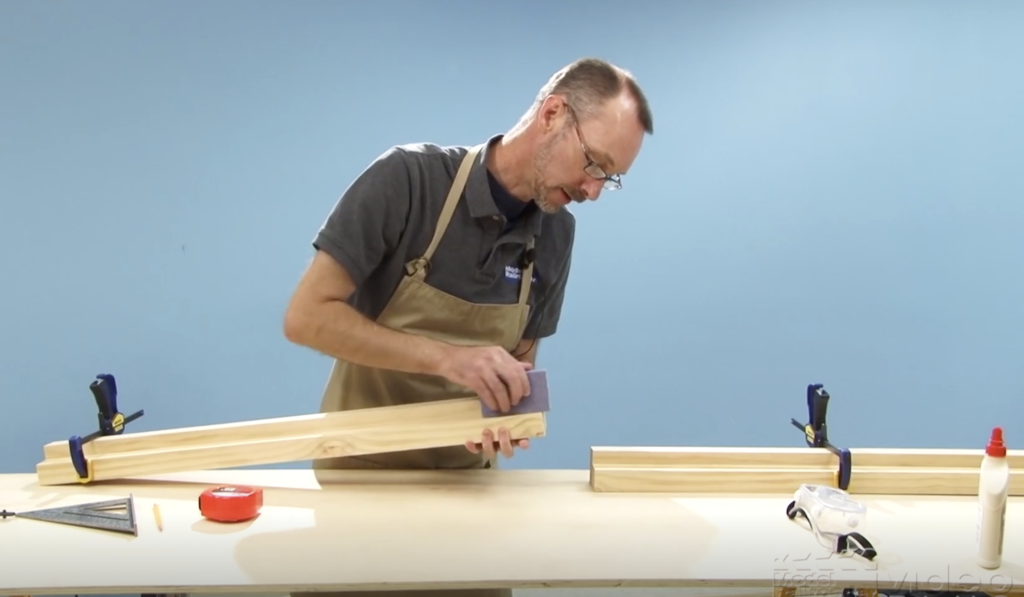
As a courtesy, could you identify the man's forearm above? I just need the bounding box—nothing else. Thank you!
[286,300,451,377]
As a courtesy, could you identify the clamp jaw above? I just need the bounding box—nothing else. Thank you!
[68,374,145,482]
[791,383,852,490]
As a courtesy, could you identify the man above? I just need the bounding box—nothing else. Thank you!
[283,57,652,597]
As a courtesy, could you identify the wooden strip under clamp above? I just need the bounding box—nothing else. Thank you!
[37,397,546,486]
[589,446,1024,496]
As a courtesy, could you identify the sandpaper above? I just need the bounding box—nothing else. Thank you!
[480,369,550,417]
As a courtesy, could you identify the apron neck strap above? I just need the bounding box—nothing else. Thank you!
[518,236,536,306]
[406,144,483,277]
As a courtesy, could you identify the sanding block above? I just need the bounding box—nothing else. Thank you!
[480,369,549,417]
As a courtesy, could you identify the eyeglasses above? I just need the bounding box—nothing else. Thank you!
[565,105,622,191]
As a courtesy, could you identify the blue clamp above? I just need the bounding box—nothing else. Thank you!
[790,383,852,490]
[68,374,145,482]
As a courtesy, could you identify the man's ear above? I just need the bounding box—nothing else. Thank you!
[536,95,568,133]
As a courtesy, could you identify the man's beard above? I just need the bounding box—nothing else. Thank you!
[530,131,580,214]
[533,187,562,214]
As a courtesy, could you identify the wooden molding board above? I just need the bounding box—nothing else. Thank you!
[590,446,1024,496]
[36,397,546,486]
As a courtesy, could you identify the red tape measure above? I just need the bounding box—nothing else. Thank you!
[198,485,263,522]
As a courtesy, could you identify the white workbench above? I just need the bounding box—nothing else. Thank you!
[1,468,1021,595]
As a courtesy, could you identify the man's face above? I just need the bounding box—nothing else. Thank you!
[530,93,646,213]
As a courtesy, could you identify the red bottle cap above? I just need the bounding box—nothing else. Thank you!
[986,427,1006,457]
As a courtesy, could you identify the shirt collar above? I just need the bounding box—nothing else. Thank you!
[464,134,544,237]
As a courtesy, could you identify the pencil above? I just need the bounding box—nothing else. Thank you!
[153,503,163,532]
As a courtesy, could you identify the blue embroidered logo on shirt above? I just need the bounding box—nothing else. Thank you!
[504,265,539,284]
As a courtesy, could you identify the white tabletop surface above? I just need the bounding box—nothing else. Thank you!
[1,468,1021,595]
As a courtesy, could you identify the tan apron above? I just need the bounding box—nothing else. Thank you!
[293,145,532,597]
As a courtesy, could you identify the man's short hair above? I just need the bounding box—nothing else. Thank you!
[533,57,653,134]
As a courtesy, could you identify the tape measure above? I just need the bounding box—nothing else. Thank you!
[198,485,263,522]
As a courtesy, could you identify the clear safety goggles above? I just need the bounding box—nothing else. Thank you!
[786,484,877,561]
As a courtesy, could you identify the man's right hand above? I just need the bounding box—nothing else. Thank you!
[438,346,533,413]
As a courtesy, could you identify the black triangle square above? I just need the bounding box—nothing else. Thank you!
[15,495,137,536]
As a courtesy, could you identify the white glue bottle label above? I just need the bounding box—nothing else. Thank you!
[976,426,1009,569]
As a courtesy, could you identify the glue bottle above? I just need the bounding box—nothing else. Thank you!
[976,426,1009,569]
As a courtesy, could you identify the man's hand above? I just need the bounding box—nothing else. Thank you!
[465,427,529,459]
[438,345,532,413]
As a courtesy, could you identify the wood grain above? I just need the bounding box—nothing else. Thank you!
[36,398,545,485]
[590,446,1024,496]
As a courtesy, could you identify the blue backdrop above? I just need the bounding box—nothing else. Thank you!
[2,0,1021,476]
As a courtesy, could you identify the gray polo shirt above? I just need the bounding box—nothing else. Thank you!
[312,134,575,341]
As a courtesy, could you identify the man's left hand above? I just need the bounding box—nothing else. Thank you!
[465,427,529,459]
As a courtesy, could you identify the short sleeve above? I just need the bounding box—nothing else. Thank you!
[523,238,573,340]
[313,147,412,288]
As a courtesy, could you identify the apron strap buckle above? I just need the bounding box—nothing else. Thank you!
[405,258,429,276]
